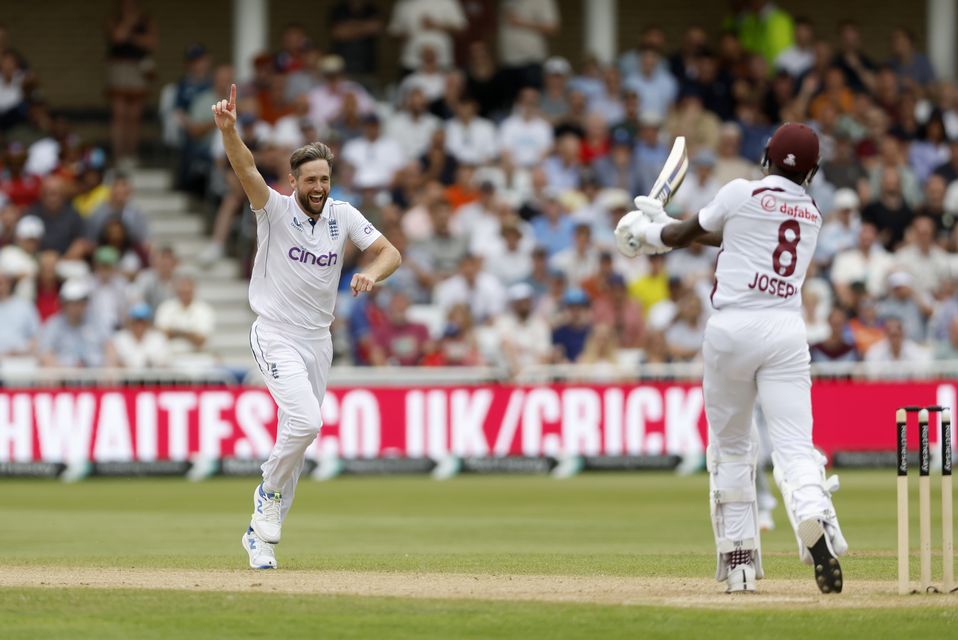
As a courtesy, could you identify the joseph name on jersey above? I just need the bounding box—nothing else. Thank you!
[698,175,821,312]
[249,189,381,331]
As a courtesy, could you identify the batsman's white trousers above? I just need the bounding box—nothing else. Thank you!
[702,309,832,543]
[250,317,333,522]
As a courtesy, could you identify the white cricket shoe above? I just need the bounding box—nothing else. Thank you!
[726,564,757,593]
[250,483,282,543]
[242,526,277,569]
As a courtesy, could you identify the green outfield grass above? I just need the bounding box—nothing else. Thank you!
[3,471,957,638]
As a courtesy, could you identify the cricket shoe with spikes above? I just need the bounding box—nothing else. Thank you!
[251,483,282,543]
[798,519,843,593]
[242,526,277,569]
[725,548,757,593]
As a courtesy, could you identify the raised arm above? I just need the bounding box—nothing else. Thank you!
[212,84,269,210]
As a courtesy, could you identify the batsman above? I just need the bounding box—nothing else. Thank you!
[615,123,848,594]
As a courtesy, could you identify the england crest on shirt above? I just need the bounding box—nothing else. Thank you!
[328,218,339,240]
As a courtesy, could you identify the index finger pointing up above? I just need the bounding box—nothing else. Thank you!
[228,83,237,110]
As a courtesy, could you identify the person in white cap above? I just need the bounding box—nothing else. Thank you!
[815,188,861,268]
[493,281,551,374]
[37,279,115,368]
[0,215,43,282]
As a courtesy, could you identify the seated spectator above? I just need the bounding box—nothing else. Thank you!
[72,164,111,217]
[134,245,177,310]
[579,112,611,165]
[433,253,506,324]
[308,54,375,128]
[444,96,498,165]
[0,49,30,131]
[809,66,855,121]
[387,0,465,75]
[398,44,447,105]
[498,87,553,168]
[429,69,466,120]
[665,89,720,152]
[443,162,479,209]
[623,44,677,119]
[576,323,623,379]
[113,302,171,369]
[934,316,958,360]
[916,174,951,237]
[0,269,39,357]
[32,250,62,321]
[634,112,669,194]
[713,123,761,184]
[908,113,950,183]
[529,190,575,257]
[369,291,430,366]
[876,271,929,343]
[549,222,599,288]
[86,173,149,247]
[0,143,41,208]
[411,196,467,278]
[551,288,592,362]
[387,86,441,163]
[889,27,935,88]
[628,253,670,316]
[831,221,893,304]
[177,64,233,194]
[420,128,458,186]
[895,215,950,296]
[820,132,866,192]
[775,17,815,78]
[540,56,571,123]
[593,130,641,195]
[493,282,552,374]
[671,149,721,217]
[87,246,129,336]
[815,188,861,269]
[465,41,508,119]
[541,131,583,191]
[154,270,215,357]
[867,137,922,213]
[591,273,644,349]
[0,214,42,287]
[26,176,88,259]
[341,114,406,190]
[665,292,705,362]
[37,279,115,368]
[484,220,533,286]
[523,246,551,298]
[932,137,958,184]
[172,44,212,131]
[810,307,860,362]
[421,303,483,366]
[865,316,931,365]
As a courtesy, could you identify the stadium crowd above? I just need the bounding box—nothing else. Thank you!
[3,1,958,377]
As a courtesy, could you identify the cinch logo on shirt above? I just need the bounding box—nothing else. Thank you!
[288,246,339,266]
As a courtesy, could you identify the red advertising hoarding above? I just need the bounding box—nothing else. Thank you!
[0,381,954,463]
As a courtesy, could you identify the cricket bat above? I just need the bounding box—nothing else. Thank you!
[647,136,689,206]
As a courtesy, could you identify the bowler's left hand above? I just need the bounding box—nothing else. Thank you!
[350,273,376,297]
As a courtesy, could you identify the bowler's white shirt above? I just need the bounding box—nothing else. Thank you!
[250,190,381,332]
[699,175,822,313]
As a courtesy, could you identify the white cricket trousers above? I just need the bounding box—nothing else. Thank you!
[702,309,830,542]
[250,317,333,522]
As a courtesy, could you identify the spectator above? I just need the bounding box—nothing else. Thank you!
[831,222,893,304]
[0,50,29,132]
[579,112,611,165]
[832,20,876,93]
[105,0,157,165]
[808,66,854,121]
[810,307,859,363]
[815,188,861,268]
[493,282,551,373]
[341,114,405,190]
[498,0,559,96]
[610,88,641,141]
[865,316,930,365]
[465,41,508,119]
[895,215,950,296]
[387,86,441,163]
[889,27,935,89]
[934,316,958,360]
[593,130,641,195]
[634,112,669,193]
[399,44,449,105]
[498,87,553,168]
[419,128,458,186]
[549,222,598,288]
[671,150,721,217]
[0,269,39,358]
[444,96,498,166]
[541,132,583,190]
[154,270,215,357]
[591,273,644,348]
[576,323,622,378]
[665,292,706,361]
[932,138,958,184]
[172,45,212,122]
[422,303,483,366]
[32,250,62,322]
[848,295,887,356]
[87,246,129,336]
[540,56,571,123]
[551,288,592,362]
[908,113,950,183]
[112,302,171,369]
[434,253,507,324]
[369,291,430,366]
[37,279,115,368]
[775,16,815,78]
[0,143,41,208]
[87,173,149,246]
[177,64,233,194]
[26,176,88,259]
[530,190,575,256]
[667,25,708,86]
[666,89,720,152]
[820,132,866,192]
[862,166,914,250]
[876,271,929,343]
[134,246,177,310]
[484,220,533,286]
[307,54,375,131]
[629,253,670,316]
[713,123,761,184]
[329,0,383,80]
[917,174,952,236]
[0,214,42,287]
[388,0,465,75]
[623,44,678,119]
[589,66,626,125]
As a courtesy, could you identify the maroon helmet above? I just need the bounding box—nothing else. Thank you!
[763,122,820,183]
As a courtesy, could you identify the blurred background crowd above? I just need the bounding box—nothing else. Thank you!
[2,0,958,377]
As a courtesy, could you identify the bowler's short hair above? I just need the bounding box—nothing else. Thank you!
[290,142,335,177]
